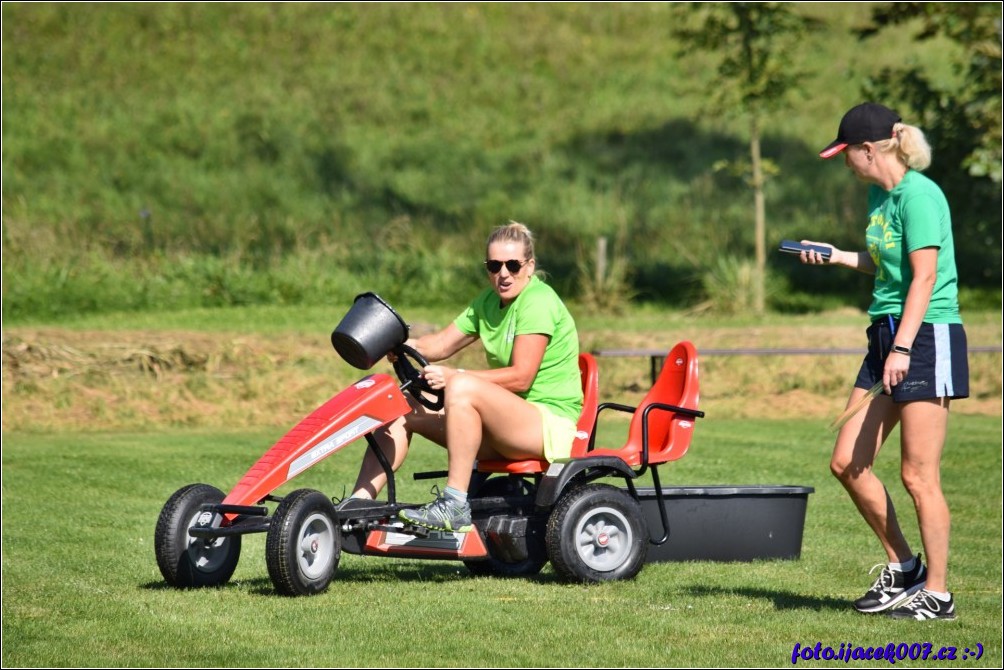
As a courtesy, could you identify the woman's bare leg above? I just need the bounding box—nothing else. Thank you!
[899,398,951,592]
[440,372,545,492]
[350,399,447,498]
[829,389,914,562]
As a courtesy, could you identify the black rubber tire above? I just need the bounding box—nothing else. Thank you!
[545,483,648,583]
[265,489,341,596]
[463,476,548,578]
[155,483,242,588]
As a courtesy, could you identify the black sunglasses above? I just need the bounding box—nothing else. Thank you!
[484,259,527,274]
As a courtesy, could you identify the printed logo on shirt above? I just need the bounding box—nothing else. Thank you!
[866,209,897,283]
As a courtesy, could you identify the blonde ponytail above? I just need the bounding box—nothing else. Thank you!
[877,122,932,171]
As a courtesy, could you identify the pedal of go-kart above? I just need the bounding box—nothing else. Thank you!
[361,520,488,558]
[334,497,393,519]
[371,520,480,539]
[372,522,433,538]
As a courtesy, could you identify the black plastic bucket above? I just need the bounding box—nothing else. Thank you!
[634,485,814,562]
[331,292,409,370]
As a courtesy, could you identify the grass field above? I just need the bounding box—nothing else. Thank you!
[4,4,1000,664]
[2,414,1001,666]
[2,305,1001,666]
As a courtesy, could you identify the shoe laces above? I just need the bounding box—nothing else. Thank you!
[866,563,896,590]
[417,490,457,520]
[426,485,469,510]
[901,590,940,613]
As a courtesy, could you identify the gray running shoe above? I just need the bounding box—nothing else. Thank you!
[399,495,472,533]
[854,554,927,613]
[888,589,957,621]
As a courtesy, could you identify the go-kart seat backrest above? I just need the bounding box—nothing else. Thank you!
[570,352,600,457]
[476,352,599,474]
[585,340,700,467]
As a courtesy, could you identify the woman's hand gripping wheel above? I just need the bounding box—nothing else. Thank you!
[391,344,445,411]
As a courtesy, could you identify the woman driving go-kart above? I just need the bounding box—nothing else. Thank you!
[341,221,583,533]
[155,219,702,595]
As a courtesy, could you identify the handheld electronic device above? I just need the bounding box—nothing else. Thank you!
[778,239,832,260]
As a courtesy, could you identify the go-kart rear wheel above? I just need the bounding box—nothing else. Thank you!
[463,476,548,578]
[265,489,341,596]
[545,483,648,583]
[155,483,242,588]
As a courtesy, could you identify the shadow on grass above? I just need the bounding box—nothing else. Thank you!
[144,572,852,603]
[139,561,560,596]
[330,562,565,586]
[684,584,848,611]
[324,562,477,584]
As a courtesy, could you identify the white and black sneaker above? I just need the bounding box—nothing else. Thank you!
[888,589,957,621]
[854,554,927,613]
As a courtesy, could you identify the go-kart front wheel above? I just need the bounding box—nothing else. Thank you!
[265,489,341,596]
[155,483,242,588]
[545,483,648,583]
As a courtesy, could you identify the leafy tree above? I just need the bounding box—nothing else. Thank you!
[670,3,821,314]
[857,2,1002,287]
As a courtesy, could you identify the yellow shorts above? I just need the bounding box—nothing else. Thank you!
[531,402,578,462]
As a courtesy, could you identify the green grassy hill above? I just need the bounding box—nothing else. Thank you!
[2,3,998,321]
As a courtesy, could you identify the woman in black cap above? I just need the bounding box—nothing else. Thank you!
[800,102,969,621]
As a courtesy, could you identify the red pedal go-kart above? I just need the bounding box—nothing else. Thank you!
[155,293,704,595]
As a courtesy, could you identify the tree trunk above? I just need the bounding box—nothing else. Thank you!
[750,115,766,315]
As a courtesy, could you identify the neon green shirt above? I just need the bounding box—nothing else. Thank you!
[865,170,962,324]
[453,275,582,422]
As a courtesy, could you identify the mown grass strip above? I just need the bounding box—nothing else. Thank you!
[3,416,1000,667]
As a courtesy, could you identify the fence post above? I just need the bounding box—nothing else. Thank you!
[596,236,607,289]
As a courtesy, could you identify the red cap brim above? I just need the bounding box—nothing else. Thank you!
[819,142,847,159]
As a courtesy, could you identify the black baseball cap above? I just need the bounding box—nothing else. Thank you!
[819,102,901,159]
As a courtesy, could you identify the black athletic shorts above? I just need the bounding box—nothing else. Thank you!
[855,317,970,402]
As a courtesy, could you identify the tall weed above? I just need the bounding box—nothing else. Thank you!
[694,256,761,315]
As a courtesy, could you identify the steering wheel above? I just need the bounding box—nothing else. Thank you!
[391,344,445,411]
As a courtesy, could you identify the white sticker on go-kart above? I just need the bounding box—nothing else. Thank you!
[287,416,382,478]
[545,461,566,477]
[382,530,464,550]
[574,430,589,440]
[355,379,376,390]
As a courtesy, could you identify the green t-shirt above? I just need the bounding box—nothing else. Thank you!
[865,169,962,324]
[453,275,582,422]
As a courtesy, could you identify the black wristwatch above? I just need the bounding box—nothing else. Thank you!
[891,344,912,356]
